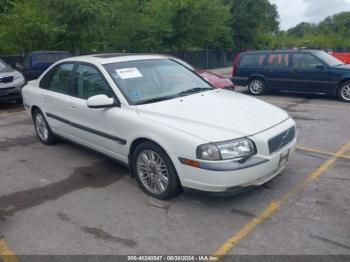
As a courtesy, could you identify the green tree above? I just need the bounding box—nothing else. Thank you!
[287,22,316,37]
[0,0,62,54]
[228,0,279,51]
[0,0,15,14]
[273,11,350,51]
[44,0,112,53]
[132,0,232,51]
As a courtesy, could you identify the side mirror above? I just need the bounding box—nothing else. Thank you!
[315,65,325,70]
[87,94,117,109]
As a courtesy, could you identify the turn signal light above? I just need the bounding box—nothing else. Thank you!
[181,158,200,168]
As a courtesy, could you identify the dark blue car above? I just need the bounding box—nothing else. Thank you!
[231,49,350,102]
[22,51,71,81]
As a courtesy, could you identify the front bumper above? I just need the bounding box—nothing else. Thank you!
[172,118,297,192]
[0,81,25,102]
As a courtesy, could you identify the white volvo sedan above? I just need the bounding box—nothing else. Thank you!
[22,54,297,199]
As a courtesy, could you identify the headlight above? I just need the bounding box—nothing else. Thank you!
[196,138,256,161]
[14,74,24,82]
[196,143,221,161]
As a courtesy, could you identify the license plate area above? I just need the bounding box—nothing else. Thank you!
[278,149,290,168]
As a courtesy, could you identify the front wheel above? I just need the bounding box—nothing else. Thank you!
[132,142,181,200]
[33,109,58,145]
[248,78,266,95]
[338,81,350,103]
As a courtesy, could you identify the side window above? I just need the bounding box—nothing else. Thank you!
[45,63,74,94]
[239,54,265,67]
[267,54,290,67]
[293,54,323,69]
[74,64,112,100]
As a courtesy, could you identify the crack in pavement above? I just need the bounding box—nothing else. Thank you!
[57,212,137,247]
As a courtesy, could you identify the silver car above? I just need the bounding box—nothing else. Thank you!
[0,58,26,103]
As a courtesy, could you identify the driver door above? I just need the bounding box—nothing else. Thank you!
[291,53,332,93]
[66,63,128,162]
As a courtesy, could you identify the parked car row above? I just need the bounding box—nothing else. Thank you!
[0,51,72,104]
[0,58,26,103]
[22,54,296,199]
[231,49,350,102]
[21,51,72,81]
[0,51,233,104]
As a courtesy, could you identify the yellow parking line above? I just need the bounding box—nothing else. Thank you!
[212,139,350,259]
[340,154,350,160]
[264,99,350,111]
[297,145,350,161]
[0,239,18,262]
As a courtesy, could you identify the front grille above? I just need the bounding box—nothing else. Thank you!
[0,76,14,84]
[268,126,295,154]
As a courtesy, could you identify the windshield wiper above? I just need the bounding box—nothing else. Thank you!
[177,87,213,96]
[135,87,213,105]
[135,95,178,105]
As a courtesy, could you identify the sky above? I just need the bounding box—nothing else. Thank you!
[270,0,350,30]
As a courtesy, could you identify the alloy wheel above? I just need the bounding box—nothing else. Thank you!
[249,80,263,94]
[136,150,169,194]
[341,84,350,101]
[35,113,49,141]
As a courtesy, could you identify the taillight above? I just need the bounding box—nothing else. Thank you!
[232,53,240,76]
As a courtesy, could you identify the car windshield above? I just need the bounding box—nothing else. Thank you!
[104,59,213,105]
[314,51,344,66]
[0,59,7,70]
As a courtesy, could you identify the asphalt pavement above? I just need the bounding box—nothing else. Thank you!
[0,74,349,260]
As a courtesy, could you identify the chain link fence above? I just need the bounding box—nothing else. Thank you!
[0,49,237,70]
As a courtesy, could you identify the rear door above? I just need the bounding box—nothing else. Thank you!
[234,53,266,86]
[39,62,75,137]
[264,53,294,90]
[65,63,127,161]
[291,53,332,93]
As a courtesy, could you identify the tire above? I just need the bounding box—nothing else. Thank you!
[337,81,350,103]
[132,141,182,200]
[248,78,266,96]
[32,109,58,145]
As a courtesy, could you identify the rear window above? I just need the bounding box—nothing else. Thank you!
[34,53,71,64]
[267,54,290,67]
[239,54,265,67]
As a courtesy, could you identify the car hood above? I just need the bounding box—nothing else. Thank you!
[0,66,19,77]
[331,64,350,70]
[136,90,289,142]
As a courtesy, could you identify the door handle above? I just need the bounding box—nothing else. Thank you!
[70,105,76,110]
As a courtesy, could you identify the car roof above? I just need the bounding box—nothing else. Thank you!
[240,49,321,55]
[61,53,170,65]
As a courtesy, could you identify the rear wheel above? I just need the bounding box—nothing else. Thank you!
[338,81,350,103]
[132,141,181,200]
[248,78,266,95]
[33,109,58,145]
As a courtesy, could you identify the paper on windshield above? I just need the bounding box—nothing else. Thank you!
[115,67,143,80]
